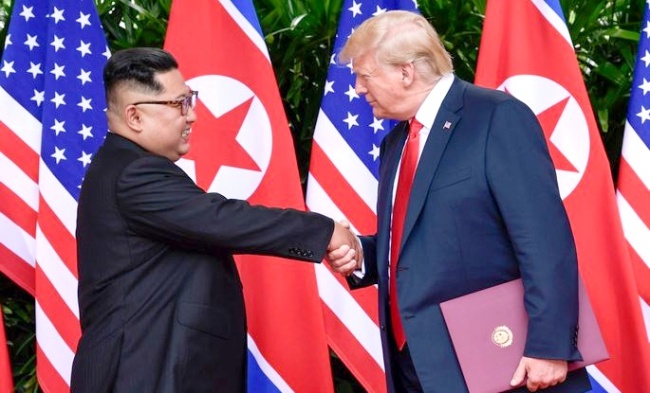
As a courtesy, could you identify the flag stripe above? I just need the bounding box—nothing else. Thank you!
[312,110,379,212]
[220,0,270,62]
[621,121,650,189]
[0,183,37,236]
[617,158,650,229]
[35,227,79,319]
[35,265,80,351]
[0,213,36,269]
[532,0,571,44]
[246,334,291,393]
[629,245,650,303]
[36,345,72,393]
[309,142,377,234]
[585,365,620,393]
[315,264,382,362]
[39,165,78,236]
[38,198,78,279]
[0,87,41,153]
[35,302,75,386]
[0,152,39,211]
[321,305,387,393]
[0,123,39,182]
[0,243,34,294]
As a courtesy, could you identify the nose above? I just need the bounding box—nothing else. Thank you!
[354,77,367,95]
[186,105,197,122]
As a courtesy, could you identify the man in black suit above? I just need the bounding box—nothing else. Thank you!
[327,11,589,393]
[71,47,358,393]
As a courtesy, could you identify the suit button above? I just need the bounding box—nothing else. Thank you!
[380,325,386,331]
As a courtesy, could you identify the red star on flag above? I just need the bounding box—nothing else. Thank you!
[185,98,261,190]
[535,96,578,173]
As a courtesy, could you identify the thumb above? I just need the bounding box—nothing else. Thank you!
[510,359,527,387]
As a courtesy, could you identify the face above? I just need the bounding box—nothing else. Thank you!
[352,51,409,120]
[129,69,197,161]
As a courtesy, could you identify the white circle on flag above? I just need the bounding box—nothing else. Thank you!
[179,75,272,199]
[497,75,589,199]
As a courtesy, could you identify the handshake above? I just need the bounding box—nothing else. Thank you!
[326,221,363,276]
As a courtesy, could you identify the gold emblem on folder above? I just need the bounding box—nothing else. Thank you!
[492,325,513,348]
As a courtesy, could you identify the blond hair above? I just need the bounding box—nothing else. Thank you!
[339,11,453,83]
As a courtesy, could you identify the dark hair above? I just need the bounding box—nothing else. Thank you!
[103,47,178,106]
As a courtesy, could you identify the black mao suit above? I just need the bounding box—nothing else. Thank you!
[71,133,333,392]
[350,77,591,392]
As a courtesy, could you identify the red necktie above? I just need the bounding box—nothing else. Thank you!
[390,119,423,349]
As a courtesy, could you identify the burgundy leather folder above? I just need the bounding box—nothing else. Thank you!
[439,278,608,393]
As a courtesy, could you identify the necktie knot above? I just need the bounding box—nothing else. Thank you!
[409,118,424,138]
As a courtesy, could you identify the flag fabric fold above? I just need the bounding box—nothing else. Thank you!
[616,1,650,350]
[164,0,333,391]
[0,0,109,391]
[475,0,650,391]
[0,306,12,393]
[305,1,418,392]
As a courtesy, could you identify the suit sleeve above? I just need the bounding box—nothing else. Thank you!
[115,155,334,262]
[485,99,581,361]
[346,235,379,289]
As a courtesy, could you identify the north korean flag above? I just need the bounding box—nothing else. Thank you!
[476,1,650,392]
[164,0,334,391]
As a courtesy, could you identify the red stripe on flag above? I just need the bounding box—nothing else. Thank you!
[0,244,35,295]
[0,309,13,393]
[0,183,37,237]
[628,244,650,304]
[35,265,80,352]
[38,197,78,279]
[310,143,377,235]
[323,263,380,325]
[36,344,70,393]
[618,157,650,228]
[322,304,386,393]
[0,121,39,182]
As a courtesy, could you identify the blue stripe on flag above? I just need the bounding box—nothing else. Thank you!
[231,0,264,39]
[247,350,282,393]
[586,374,608,393]
[542,0,567,23]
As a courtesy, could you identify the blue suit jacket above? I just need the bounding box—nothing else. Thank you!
[351,77,590,392]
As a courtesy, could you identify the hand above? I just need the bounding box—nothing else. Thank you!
[510,356,568,392]
[326,244,358,275]
[326,221,363,276]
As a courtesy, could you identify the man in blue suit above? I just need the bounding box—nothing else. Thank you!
[327,11,590,393]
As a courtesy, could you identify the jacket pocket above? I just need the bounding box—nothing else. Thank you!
[431,167,472,191]
[176,301,231,339]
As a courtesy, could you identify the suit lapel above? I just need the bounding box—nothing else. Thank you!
[401,78,466,250]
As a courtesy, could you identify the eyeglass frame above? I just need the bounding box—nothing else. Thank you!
[132,90,199,116]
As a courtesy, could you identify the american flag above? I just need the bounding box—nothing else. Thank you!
[617,1,650,351]
[305,1,417,391]
[0,0,109,390]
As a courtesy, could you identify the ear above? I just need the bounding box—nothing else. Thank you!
[400,62,416,86]
[124,105,144,133]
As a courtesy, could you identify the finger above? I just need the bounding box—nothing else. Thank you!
[510,360,526,388]
[327,244,351,260]
[338,220,351,229]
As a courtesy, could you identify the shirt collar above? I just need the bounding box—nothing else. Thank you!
[414,73,455,130]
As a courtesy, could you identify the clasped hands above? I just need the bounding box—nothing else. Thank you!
[327,221,362,276]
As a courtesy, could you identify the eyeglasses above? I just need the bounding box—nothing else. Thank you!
[132,90,199,116]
